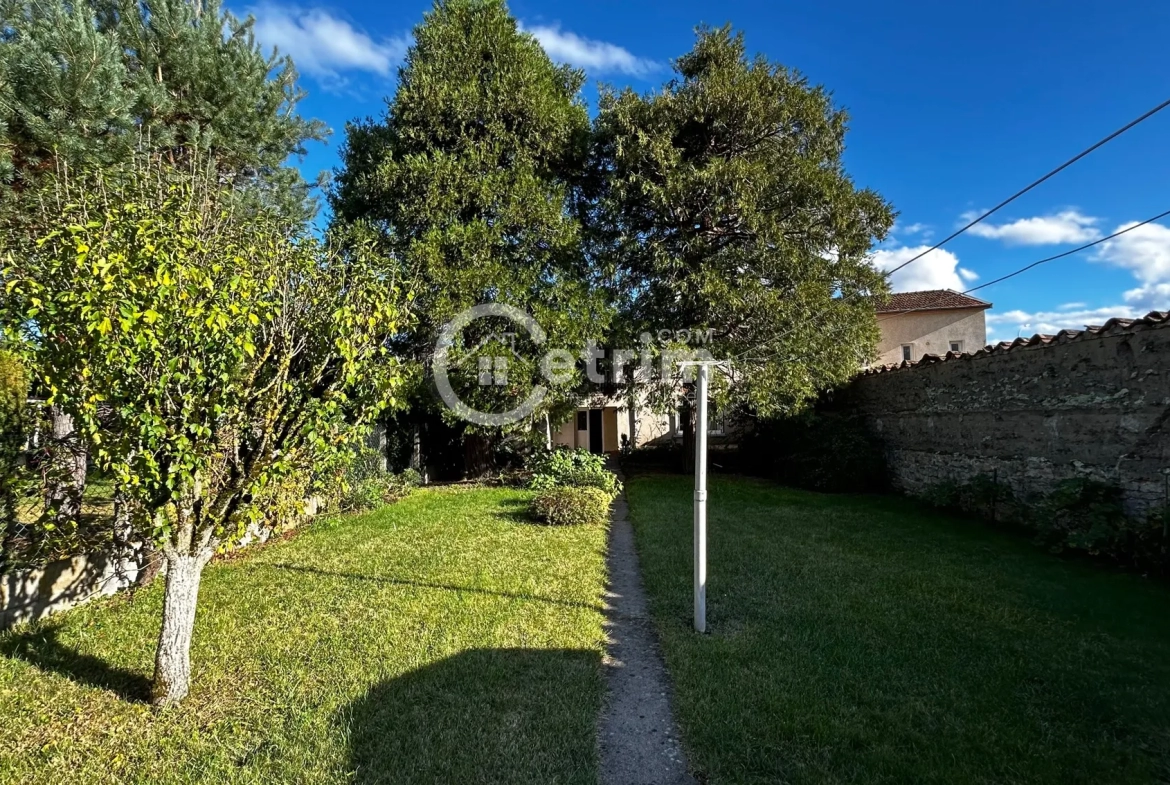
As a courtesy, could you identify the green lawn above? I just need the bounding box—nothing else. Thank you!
[627,474,1170,785]
[0,487,608,784]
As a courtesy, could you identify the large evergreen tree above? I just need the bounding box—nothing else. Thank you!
[0,0,328,530]
[0,0,326,219]
[331,0,609,474]
[593,26,895,418]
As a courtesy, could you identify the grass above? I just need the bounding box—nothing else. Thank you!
[626,473,1170,785]
[0,486,608,784]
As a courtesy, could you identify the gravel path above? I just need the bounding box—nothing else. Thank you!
[597,467,695,785]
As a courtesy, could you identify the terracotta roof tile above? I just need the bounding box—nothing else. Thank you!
[863,310,1170,375]
[875,289,992,313]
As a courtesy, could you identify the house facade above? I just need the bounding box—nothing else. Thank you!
[550,290,991,455]
[874,290,991,365]
[550,393,673,454]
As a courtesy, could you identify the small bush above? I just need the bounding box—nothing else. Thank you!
[736,412,888,493]
[1032,478,1170,572]
[341,470,421,513]
[925,474,1170,574]
[527,448,621,498]
[530,486,612,526]
[922,474,1024,523]
[313,440,423,513]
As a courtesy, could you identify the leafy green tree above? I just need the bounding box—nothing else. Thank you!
[1,161,406,705]
[0,0,326,220]
[330,0,610,475]
[0,347,28,572]
[592,26,895,419]
[1,0,327,529]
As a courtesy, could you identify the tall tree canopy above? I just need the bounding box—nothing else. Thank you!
[0,0,326,218]
[331,0,610,471]
[593,26,895,416]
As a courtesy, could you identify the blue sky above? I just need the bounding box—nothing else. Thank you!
[237,0,1170,343]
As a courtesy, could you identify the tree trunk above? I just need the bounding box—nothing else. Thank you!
[151,551,210,706]
[681,394,696,473]
[46,406,86,523]
[410,425,423,471]
[463,432,493,478]
[0,493,16,575]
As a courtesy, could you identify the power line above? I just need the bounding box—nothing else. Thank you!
[883,95,1170,278]
[735,208,1170,369]
[874,207,1170,324]
[730,95,1170,363]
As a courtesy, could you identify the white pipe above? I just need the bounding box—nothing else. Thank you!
[693,363,709,633]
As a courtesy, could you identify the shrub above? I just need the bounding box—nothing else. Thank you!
[736,412,888,493]
[340,470,422,513]
[1031,478,1170,572]
[527,448,621,498]
[313,440,423,514]
[530,486,612,526]
[922,473,1024,524]
[925,474,1170,574]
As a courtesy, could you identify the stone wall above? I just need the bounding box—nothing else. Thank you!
[845,313,1170,515]
[0,548,150,628]
[0,504,320,630]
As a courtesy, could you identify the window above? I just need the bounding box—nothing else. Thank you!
[673,407,725,435]
[576,411,587,430]
[949,340,963,354]
[901,344,912,362]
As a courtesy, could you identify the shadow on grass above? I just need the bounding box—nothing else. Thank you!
[340,647,600,785]
[266,564,602,611]
[0,623,151,703]
[491,496,538,525]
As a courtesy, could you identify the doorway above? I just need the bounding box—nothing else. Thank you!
[588,408,603,454]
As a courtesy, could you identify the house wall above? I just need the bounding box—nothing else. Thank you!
[876,308,988,365]
[552,403,673,451]
[602,408,619,452]
[845,319,1170,515]
[552,417,576,449]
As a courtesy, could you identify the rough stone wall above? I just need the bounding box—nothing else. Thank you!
[0,548,148,628]
[846,318,1170,515]
[1,506,318,630]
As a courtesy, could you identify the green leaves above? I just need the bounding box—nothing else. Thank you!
[0,0,326,223]
[330,0,607,434]
[594,25,895,416]
[1,162,407,552]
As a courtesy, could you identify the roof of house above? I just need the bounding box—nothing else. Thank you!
[874,289,992,314]
[864,310,1170,375]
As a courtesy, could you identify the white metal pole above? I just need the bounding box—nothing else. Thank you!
[693,363,709,633]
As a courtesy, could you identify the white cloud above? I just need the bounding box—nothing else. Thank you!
[1096,221,1170,284]
[1122,282,1170,312]
[870,245,970,292]
[249,5,407,82]
[958,267,979,282]
[965,209,1101,246]
[523,23,658,77]
[1090,221,1170,313]
[985,305,1143,343]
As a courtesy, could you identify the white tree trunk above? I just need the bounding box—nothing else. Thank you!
[151,551,209,706]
